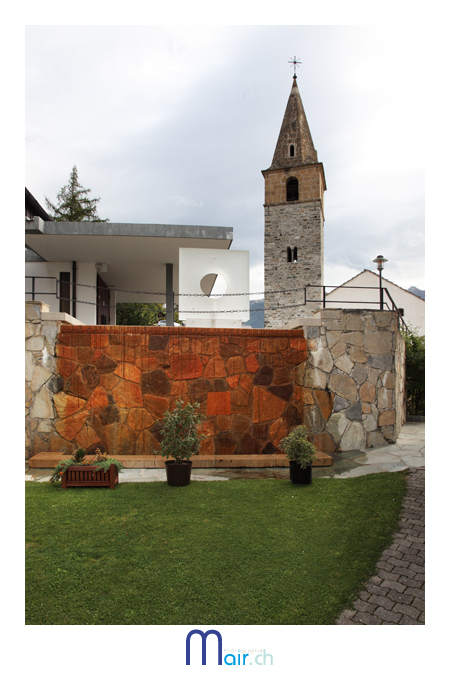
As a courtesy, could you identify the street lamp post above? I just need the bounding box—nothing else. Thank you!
[373,255,388,310]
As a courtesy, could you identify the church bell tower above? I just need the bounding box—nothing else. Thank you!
[262,66,326,327]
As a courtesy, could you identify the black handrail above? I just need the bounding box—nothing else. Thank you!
[383,287,409,332]
[24,275,411,332]
[25,276,59,301]
[306,284,409,333]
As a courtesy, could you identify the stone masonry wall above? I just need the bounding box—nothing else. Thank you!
[25,306,406,459]
[394,326,406,437]
[262,165,325,204]
[26,302,63,459]
[42,326,315,457]
[264,199,323,326]
[301,309,406,451]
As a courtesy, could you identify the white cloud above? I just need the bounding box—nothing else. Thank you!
[173,196,204,208]
[249,264,265,296]
[25,25,425,294]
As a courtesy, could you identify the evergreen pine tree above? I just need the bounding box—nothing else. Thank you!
[45,166,108,222]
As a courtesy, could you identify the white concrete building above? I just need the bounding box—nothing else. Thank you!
[25,189,234,326]
[325,269,425,335]
[178,248,250,328]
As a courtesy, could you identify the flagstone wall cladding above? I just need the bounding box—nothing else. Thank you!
[48,325,313,457]
[303,309,406,452]
[25,302,64,460]
[25,306,406,458]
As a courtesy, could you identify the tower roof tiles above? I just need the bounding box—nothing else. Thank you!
[269,77,318,170]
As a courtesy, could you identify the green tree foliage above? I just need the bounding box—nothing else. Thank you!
[45,165,108,222]
[279,425,317,468]
[116,302,182,326]
[116,303,165,326]
[403,328,425,416]
[157,400,205,462]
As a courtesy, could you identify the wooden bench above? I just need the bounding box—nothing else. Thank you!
[29,451,333,469]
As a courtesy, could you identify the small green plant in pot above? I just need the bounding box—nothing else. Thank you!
[50,447,123,489]
[279,425,317,485]
[155,399,205,486]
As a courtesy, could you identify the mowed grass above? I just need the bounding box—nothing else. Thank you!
[26,472,407,625]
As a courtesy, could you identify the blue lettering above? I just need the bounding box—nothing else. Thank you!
[262,650,273,665]
[186,629,222,665]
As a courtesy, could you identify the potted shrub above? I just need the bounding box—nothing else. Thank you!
[155,399,205,487]
[279,425,317,485]
[50,448,123,489]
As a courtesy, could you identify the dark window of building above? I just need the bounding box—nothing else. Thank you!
[286,177,298,201]
[96,274,111,326]
[59,272,71,314]
[287,246,299,263]
[290,144,295,157]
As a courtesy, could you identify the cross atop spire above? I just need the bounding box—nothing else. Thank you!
[288,55,302,79]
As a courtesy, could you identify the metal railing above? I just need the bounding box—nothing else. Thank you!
[25,276,59,301]
[25,275,410,332]
[306,284,409,332]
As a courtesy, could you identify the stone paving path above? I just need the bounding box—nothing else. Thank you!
[335,466,425,625]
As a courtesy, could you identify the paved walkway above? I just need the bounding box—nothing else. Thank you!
[26,422,425,625]
[335,466,425,624]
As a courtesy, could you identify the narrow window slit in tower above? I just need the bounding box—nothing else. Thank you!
[290,145,295,157]
[287,247,292,263]
[286,177,298,201]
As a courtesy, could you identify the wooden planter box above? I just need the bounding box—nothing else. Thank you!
[61,464,119,489]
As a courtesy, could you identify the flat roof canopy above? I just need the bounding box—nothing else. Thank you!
[25,219,233,301]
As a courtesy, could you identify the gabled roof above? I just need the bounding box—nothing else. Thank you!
[268,77,318,170]
[326,269,425,301]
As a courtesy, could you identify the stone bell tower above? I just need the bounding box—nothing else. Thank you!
[262,71,326,327]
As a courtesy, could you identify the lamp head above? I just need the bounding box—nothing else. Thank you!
[373,255,388,271]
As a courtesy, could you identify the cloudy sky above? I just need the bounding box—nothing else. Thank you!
[15,11,446,665]
[25,25,425,296]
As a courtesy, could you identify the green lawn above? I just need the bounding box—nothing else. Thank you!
[26,473,407,625]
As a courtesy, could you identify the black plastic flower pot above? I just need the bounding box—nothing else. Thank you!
[289,461,312,485]
[165,460,192,487]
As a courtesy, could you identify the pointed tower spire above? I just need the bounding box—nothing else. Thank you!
[269,77,318,170]
[262,65,326,328]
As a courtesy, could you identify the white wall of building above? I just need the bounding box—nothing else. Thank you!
[109,290,116,326]
[178,248,250,328]
[25,261,98,325]
[326,270,425,335]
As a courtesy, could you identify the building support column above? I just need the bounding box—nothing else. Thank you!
[72,261,77,319]
[166,263,174,326]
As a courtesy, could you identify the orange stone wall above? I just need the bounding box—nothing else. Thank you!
[26,306,406,459]
[49,325,328,457]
